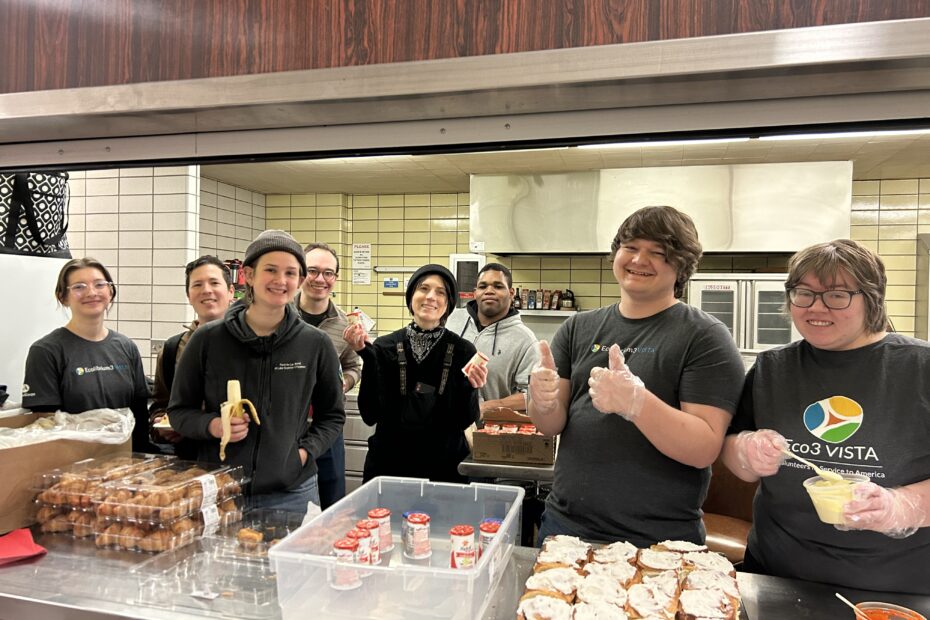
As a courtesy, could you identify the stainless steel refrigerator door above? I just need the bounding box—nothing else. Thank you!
[688,279,741,345]
[748,280,801,351]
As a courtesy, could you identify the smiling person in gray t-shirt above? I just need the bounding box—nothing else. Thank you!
[23,257,154,453]
[527,206,745,547]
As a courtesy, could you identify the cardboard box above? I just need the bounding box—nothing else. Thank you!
[471,407,556,465]
[0,412,131,534]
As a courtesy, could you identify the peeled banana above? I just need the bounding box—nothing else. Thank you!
[219,379,261,461]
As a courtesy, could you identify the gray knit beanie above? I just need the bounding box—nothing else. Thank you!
[243,230,307,277]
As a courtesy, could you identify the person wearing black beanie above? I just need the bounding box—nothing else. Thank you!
[343,263,488,483]
[404,264,458,323]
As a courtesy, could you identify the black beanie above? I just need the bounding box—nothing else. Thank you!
[406,264,458,321]
[243,229,307,277]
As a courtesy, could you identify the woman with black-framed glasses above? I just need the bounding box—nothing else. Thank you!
[721,239,930,595]
[22,257,156,452]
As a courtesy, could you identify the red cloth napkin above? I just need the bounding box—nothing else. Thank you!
[0,528,47,566]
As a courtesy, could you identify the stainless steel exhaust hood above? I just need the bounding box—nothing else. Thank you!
[470,161,852,254]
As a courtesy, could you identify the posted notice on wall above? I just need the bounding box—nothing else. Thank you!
[352,243,371,269]
[352,270,371,285]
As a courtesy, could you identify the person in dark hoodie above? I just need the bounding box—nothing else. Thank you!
[343,264,487,483]
[446,262,539,415]
[168,230,345,514]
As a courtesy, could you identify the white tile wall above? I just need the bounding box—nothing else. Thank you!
[68,166,201,373]
[199,178,266,261]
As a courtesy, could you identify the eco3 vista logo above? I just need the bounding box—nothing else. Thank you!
[803,395,863,443]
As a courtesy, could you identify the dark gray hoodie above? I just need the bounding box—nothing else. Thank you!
[168,303,345,494]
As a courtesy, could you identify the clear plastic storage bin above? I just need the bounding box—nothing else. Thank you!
[270,476,523,620]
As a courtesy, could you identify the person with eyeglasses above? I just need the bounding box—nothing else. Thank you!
[721,239,930,595]
[294,242,361,509]
[22,257,156,452]
[148,255,235,457]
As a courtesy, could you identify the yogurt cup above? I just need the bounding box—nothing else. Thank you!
[855,601,927,620]
[803,473,869,525]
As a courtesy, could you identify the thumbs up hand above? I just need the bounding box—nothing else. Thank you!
[588,344,646,421]
[528,340,560,415]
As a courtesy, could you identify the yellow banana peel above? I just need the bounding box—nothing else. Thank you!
[219,379,261,461]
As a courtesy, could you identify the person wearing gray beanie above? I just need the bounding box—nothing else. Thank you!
[343,262,487,483]
[167,228,346,516]
[243,229,307,278]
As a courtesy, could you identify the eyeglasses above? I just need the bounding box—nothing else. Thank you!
[67,280,113,296]
[787,287,862,310]
[307,268,337,281]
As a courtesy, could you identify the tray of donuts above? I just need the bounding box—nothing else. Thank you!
[32,453,176,513]
[90,461,247,524]
[516,536,740,620]
[92,496,244,553]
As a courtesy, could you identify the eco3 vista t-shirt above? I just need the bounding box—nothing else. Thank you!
[22,327,148,416]
[730,334,930,594]
[547,302,745,546]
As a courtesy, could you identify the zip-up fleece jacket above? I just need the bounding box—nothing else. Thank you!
[446,301,539,403]
[168,303,345,495]
[293,293,362,388]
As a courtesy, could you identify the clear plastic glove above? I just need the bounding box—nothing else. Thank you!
[528,341,560,415]
[841,482,926,538]
[732,429,787,477]
[342,322,371,352]
[587,344,646,421]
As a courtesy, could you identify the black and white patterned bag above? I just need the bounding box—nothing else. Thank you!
[0,172,71,258]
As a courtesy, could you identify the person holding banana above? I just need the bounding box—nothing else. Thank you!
[168,230,345,515]
[527,206,745,547]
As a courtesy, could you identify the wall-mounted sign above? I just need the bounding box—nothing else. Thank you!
[352,243,371,269]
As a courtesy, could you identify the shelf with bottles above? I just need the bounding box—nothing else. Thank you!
[513,287,577,312]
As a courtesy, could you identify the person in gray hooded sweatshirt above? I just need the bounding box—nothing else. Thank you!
[446,263,539,415]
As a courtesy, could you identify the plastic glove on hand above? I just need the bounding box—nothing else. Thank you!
[732,429,787,477]
[842,482,925,538]
[587,344,645,421]
[528,340,560,415]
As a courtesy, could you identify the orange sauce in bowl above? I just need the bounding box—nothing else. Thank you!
[857,606,926,620]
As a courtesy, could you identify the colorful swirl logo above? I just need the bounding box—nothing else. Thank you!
[803,396,863,443]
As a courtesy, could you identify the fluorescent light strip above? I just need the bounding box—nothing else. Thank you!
[759,128,930,141]
[578,137,750,149]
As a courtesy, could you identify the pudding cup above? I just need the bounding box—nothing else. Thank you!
[802,473,868,525]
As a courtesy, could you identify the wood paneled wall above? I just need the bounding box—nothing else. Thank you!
[2,0,929,94]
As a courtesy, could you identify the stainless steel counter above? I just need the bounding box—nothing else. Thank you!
[458,456,554,483]
[2,535,929,619]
